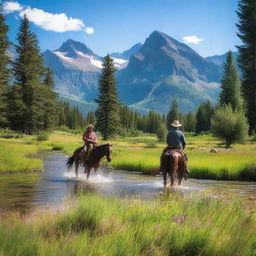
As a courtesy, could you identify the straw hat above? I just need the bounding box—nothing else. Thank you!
[86,124,94,129]
[171,120,182,127]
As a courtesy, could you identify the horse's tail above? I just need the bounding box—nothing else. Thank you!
[67,155,75,169]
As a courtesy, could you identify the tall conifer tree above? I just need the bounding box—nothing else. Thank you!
[95,55,121,140]
[219,51,243,111]
[196,101,214,133]
[237,0,256,134]
[0,5,10,127]
[42,68,58,130]
[166,100,180,130]
[10,15,57,133]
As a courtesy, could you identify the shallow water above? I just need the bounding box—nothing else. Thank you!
[0,152,256,212]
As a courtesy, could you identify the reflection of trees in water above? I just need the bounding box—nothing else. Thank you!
[0,173,40,212]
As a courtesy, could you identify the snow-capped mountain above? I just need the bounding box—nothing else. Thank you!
[42,34,224,114]
[110,43,142,69]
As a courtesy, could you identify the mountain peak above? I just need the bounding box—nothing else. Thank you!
[110,43,142,60]
[57,39,94,58]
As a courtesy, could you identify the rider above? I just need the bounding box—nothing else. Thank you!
[164,120,190,175]
[83,124,97,163]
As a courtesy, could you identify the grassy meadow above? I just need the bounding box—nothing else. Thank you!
[0,130,256,180]
[0,193,255,256]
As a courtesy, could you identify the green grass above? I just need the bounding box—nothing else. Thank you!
[0,193,255,256]
[111,148,256,180]
[1,130,256,180]
[0,142,43,173]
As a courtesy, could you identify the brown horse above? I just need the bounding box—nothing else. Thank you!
[67,144,112,179]
[160,150,187,187]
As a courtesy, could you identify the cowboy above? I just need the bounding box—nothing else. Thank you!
[83,124,97,163]
[164,120,190,175]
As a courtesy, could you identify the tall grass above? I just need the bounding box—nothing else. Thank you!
[111,147,256,180]
[0,142,43,173]
[1,131,256,180]
[0,193,255,256]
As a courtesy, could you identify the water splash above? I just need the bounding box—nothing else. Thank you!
[64,170,113,183]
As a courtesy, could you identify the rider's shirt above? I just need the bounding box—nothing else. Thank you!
[166,128,186,149]
[83,131,97,145]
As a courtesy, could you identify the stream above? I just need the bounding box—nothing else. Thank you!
[0,151,256,212]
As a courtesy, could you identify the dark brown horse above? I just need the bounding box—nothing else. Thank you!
[67,144,112,179]
[160,150,188,187]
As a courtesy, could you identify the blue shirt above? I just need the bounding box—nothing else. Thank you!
[166,128,186,148]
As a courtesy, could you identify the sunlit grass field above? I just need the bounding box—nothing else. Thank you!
[0,142,43,173]
[0,130,256,180]
[0,193,255,256]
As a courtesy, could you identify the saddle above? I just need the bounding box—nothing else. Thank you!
[162,146,188,161]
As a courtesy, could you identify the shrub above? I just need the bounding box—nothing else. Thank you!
[36,131,49,141]
[0,128,23,138]
[211,105,248,147]
[156,123,168,142]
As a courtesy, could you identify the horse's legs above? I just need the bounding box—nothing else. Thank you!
[177,170,183,185]
[75,161,79,178]
[163,171,167,187]
[86,167,91,179]
[170,169,177,187]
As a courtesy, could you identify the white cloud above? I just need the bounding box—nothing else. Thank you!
[85,27,94,34]
[3,1,94,34]
[3,1,23,13]
[19,7,85,32]
[182,35,204,44]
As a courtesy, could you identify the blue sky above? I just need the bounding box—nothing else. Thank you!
[2,0,240,57]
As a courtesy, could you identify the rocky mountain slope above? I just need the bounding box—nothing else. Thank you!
[116,31,222,113]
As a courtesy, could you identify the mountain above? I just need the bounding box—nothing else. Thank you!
[42,33,225,115]
[206,51,240,76]
[206,51,238,65]
[111,43,142,60]
[43,39,132,105]
[110,43,142,69]
[116,31,222,113]
[43,39,102,102]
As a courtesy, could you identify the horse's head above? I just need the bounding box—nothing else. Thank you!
[106,143,112,162]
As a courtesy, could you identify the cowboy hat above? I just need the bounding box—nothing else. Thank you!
[86,124,94,129]
[171,120,182,127]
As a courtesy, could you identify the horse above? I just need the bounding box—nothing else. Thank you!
[160,150,188,188]
[66,144,112,179]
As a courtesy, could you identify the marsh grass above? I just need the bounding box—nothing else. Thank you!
[1,130,256,180]
[0,142,43,173]
[0,193,255,256]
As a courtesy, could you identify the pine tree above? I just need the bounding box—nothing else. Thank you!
[95,55,121,140]
[219,51,243,111]
[0,5,10,127]
[11,15,56,134]
[184,112,196,132]
[42,68,58,130]
[43,67,55,88]
[166,100,180,130]
[237,0,256,134]
[196,101,214,133]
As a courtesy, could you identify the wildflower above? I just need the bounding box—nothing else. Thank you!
[172,215,187,224]
[154,224,160,230]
